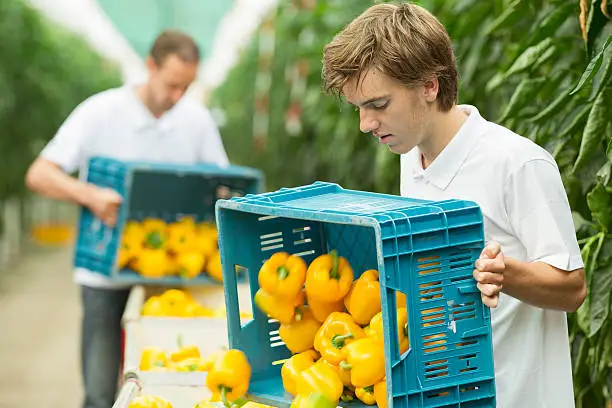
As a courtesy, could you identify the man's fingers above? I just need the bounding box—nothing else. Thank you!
[477,282,502,297]
[475,257,505,273]
[482,294,499,308]
[480,241,501,259]
[473,269,504,285]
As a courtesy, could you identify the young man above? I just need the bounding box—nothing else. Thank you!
[323,3,586,407]
[25,30,228,408]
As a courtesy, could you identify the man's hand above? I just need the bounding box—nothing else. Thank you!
[473,241,505,308]
[86,187,123,227]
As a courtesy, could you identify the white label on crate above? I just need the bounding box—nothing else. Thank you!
[448,319,457,333]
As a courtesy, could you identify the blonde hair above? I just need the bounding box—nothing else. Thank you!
[322,3,458,111]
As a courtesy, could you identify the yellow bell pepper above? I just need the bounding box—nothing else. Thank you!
[296,360,343,403]
[396,292,407,308]
[140,346,168,371]
[307,297,345,323]
[281,350,318,396]
[290,394,336,408]
[172,357,208,372]
[374,379,387,408]
[123,221,146,243]
[344,269,381,325]
[206,349,251,405]
[142,218,167,235]
[128,395,173,408]
[137,249,170,278]
[142,296,167,316]
[170,340,201,363]
[177,251,206,279]
[314,312,365,364]
[207,251,223,282]
[366,308,409,354]
[356,386,376,405]
[254,289,305,324]
[166,227,198,254]
[117,239,142,268]
[279,307,322,353]
[258,252,307,300]
[317,359,351,387]
[305,250,353,302]
[340,337,385,388]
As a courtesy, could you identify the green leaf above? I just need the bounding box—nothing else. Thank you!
[526,3,576,47]
[483,0,522,36]
[587,183,612,229]
[596,161,611,186]
[570,35,612,96]
[589,264,612,337]
[528,88,574,123]
[573,86,611,172]
[498,77,546,122]
[607,138,612,156]
[505,38,555,78]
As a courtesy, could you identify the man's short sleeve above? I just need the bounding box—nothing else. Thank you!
[198,108,229,167]
[504,158,584,271]
[40,99,95,174]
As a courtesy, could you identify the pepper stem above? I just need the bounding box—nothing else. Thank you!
[339,361,352,370]
[331,333,354,348]
[364,385,374,393]
[329,250,340,280]
[220,386,232,408]
[294,307,303,321]
[340,392,354,402]
[277,265,290,280]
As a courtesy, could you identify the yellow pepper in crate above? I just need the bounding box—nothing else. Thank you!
[254,289,305,324]
[344,269,381,325]
[176,252,206,279]
[258,252,307,300]
[305,250,353,302]
[207,251,223,282]
[317,359,351,388]
[173,357,208,372]
[314,312,365,364]
[290,394,336,408]
[142,296,167,316]
[170,339,201,363]
[279,307,322,353]
[340,337,385,388]
[206,349,251,404]
[139,347,168,371]
[366,308,409,354]
[137,249,170,278]
[355,386,376,405]
[142,218,167,235]
[307,297,345,323]
[167,227,198,254]
[281,350,319,396]
[128,395,173,408]
[374,379,387,408]
[296,360,343,403]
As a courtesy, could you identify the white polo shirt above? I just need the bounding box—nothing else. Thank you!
[41,85,229,289]
[400,105,583,408]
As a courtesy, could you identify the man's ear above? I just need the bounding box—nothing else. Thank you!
[146,56,158,73]
[423,76,439,103]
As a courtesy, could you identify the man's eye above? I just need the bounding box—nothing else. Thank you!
[373,102,388,110]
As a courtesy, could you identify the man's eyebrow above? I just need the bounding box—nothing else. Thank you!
[348,95,391,107]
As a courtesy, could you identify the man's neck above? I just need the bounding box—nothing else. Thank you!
[135,85,163,118]
[419,105,468,169]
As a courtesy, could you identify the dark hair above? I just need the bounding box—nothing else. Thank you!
[150,30,200,66]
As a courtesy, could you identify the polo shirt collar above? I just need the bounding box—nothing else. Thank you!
[412,104,488,190]
[126,85,174,133]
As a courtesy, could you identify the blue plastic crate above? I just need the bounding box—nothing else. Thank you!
[216,182,496,408]
[74,156,264,285]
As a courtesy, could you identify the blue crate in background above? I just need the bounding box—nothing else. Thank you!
[216,181,496,408]
[74,156,264,285]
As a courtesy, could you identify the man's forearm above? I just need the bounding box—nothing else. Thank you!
[503,258,586,312]
[25,158,93,207]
